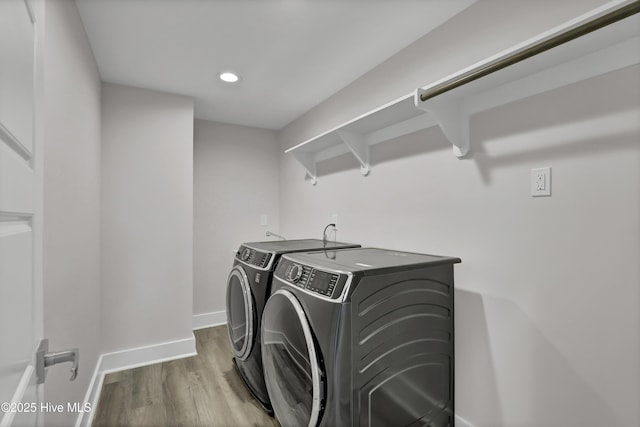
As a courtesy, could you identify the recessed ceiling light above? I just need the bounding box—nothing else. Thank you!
[219,72,239,83]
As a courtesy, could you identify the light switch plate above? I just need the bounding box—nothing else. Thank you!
[260,214,268,226]
[531,167,551,197]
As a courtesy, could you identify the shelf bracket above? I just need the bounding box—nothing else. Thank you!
[337,130,370,176]
[292,152,317,185]
[414,88,470,158]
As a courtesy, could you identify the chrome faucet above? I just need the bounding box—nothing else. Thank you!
[266,231,285,240]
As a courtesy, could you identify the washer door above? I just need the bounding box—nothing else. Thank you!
[261,289,323,427]
[226,266,254,360]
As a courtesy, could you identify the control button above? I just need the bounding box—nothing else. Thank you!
[287,264,303,283]
[241,248,251,261]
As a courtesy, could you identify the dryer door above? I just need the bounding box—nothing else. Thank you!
[262,289,323,427]
[226,265,254,360]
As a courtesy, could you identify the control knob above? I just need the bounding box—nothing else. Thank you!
[241,248,251,261]
[287,264,303,283]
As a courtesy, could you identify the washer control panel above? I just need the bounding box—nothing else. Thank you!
[276,259,348,299]
[235,245,273,269]
[306,268,340,297]
[283,263,312,287]
[286,264,303,282]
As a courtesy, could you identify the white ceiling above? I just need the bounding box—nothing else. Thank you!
[75,0,475,130]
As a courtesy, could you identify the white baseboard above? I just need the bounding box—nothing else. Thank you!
[192,310,226,330]
[75,334,197,427]
[99,335,197,374]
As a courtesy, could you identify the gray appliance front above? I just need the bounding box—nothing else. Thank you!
[262,256,455,427]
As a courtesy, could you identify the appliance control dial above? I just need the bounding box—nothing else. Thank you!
[287,264,303,282]
[241,248,251,261]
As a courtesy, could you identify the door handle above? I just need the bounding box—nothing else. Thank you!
[36,339,79,384]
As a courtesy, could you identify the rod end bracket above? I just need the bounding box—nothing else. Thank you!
[415,88,470,158]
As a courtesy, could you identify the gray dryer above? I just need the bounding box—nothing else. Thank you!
[261,247,460,427]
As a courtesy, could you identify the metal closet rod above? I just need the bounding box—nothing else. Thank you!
[419,1,640,102]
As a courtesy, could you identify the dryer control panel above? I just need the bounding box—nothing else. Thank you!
[236,245,273,270]
[275,259,349,299]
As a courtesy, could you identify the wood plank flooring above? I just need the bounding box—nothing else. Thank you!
[92,326,279,427]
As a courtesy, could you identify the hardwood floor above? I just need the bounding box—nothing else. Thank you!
[92,326,279,427]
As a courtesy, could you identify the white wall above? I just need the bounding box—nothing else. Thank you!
[42,1,102,425]
[101,83,194,352]
[193,120,279,319]
[278,2,639,426]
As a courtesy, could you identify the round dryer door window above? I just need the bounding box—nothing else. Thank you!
[261,289,323,427]
[226,266,254,360]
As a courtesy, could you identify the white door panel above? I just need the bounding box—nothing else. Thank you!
[0,1,42,426]
[0,223,35,399]
[0,143,35,214]
[0,0,35,155]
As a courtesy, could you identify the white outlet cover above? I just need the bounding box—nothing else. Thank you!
[531,167,551,197]
[260,214,268,226]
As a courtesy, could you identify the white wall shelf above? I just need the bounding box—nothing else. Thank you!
[285,0,640,184]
